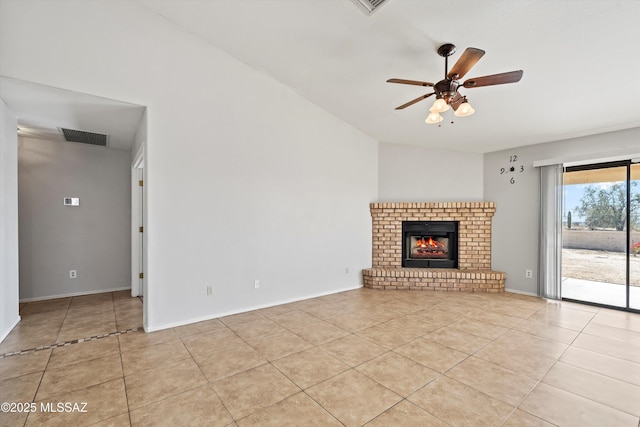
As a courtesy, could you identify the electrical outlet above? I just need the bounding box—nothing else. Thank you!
[254,280,260,289]
[69,270,77,279]
[525,269,533,279]
[206,285,213,296]
[345,267,350,274]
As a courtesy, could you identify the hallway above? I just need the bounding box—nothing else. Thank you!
[0,291,142,358]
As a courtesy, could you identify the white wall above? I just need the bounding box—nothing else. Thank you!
[18,137,131,300]
[0,1,378,330]
[378,142,484,202]
[484,128,640,295]
[131,110,147,164]
[0,100,20,341]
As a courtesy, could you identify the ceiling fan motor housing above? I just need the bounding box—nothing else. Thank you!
[434,79,459,103]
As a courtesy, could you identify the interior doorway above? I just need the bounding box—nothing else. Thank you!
[131,148,144,298]
[562,160,640,312]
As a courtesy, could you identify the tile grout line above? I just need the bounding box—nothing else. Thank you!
[503,303,600,425]
[179,328,238,423]
[0,328,141,359]
[530,307,640,419]
[116,332,135,427]
[263,335,385,426]
[20,298,77,427]
[437,311,524,426]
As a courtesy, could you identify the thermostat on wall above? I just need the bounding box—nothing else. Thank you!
[63,197,80,206]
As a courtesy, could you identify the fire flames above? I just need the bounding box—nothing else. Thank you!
[416,237,443,249]
[412,236,447,259]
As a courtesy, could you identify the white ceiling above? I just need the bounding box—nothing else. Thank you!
[139,0,640,153]
[2,0,639,154]
[1,77,145,151]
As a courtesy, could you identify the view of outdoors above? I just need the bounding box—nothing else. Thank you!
[562,163,640,310]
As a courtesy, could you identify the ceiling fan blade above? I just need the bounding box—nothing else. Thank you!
[387,78,434,87]
[463,70,524,88]
[395,92,435,110]
[447,47,485,79]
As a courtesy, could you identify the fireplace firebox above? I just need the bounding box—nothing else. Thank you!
[402,221,458,268]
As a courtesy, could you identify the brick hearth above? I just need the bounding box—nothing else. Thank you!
[363,202,505,292]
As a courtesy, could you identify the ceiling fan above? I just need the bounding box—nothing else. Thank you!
[387,43,523,123]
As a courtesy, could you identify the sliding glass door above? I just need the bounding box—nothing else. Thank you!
[562,160,639,311]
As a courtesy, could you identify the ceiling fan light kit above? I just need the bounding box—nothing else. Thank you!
[429,98,450,113]
[454,99,475,117]
[387,43,523,125]
[425,112,444,124]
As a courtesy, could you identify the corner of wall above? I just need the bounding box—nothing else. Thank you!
[0,98,20,342]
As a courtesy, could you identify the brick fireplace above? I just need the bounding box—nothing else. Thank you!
[362,202,505,292]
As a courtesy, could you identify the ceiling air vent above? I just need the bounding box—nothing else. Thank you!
[351,0,390,15]
[61,128,108,147]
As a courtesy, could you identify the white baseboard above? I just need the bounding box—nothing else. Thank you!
[505,287,539,297]
[19,286,131,303]
[145,284,363,333]
[0,316,21,343]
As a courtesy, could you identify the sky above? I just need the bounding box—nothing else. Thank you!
[563,184,588,223]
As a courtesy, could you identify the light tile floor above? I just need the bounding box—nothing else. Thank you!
[1,289,640,426]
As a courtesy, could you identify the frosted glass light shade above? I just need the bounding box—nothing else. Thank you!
[425,112,443,124]
[454,101,475,117]
[429,98,450,113]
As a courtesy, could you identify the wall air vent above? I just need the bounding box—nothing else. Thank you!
[351,0,390,15]
[61,128,108,147]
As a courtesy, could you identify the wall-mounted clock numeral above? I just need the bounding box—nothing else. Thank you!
[500,154,523,184]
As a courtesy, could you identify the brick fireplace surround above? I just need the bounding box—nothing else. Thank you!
[362,202,506,292]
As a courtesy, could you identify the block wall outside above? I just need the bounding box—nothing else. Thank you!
[563,230,640,253]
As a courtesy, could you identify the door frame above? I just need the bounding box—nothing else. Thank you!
[562,159,640,313]
[131,146,144,298]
